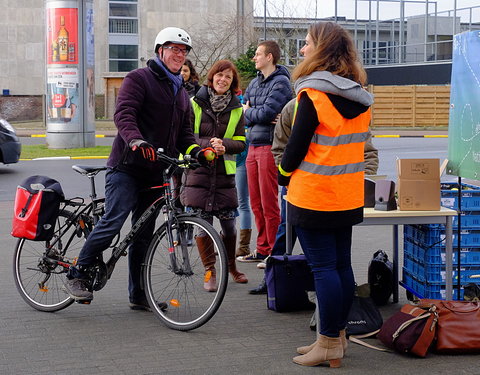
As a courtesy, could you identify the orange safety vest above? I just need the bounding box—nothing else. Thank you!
[286,88,371,212]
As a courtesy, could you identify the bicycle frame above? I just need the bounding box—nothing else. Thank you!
[97,151,200,289]
[39,151,201,292]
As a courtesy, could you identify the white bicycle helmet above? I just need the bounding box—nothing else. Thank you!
[154,27,192,54]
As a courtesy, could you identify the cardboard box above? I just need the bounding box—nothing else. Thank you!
[397,158,440,211]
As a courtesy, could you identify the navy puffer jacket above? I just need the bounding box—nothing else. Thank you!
[243,65,293,146]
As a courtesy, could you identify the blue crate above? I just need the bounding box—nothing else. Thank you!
[403,254,417,275]
[402,270,463,299]
[453,213,480,228]
[403,253,480,283]
[441,182,480,211]
[404,224,480,247]
[429,211,480,229]
[403,237,480,265]
[412,262,480,283]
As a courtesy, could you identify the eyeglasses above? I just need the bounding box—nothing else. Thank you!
[163,46,190,56]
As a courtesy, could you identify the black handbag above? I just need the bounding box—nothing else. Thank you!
[346,284,383,336]
[368,250,393,306]
[265,254,315,312]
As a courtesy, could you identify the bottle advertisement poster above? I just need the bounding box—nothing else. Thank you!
[46,8,78,65]
[46,68,79,123]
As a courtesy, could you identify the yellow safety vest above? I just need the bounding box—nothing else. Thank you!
[191,100,245,175]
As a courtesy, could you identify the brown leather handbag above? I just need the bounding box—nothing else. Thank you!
[420,299,480,353]
[376,303,438,357]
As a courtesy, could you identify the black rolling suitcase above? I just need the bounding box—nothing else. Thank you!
[265,201,315,312]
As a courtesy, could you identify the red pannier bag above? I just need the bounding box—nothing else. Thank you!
[11,175,64,241]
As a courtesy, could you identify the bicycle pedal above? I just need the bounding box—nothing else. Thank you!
[76,298,93,305]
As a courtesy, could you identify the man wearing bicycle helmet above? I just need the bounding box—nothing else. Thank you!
[63,27,214,309]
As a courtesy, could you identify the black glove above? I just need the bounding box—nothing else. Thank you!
[195,147,217,166]
[131,141,156,161]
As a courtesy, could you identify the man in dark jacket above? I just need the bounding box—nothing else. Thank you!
[63,27,212,309]
[237,40,293,262]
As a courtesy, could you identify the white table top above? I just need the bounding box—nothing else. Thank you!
[364,206,457,218]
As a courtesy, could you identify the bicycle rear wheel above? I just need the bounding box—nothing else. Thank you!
[13,210,89,312]
[143,216,228,331]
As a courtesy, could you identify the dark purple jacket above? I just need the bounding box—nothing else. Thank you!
[108,59,200,183]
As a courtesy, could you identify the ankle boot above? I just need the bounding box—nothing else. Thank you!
[297,329,348,355]
[196,235,217,292]
[340,329,348,354]
[293,335,343,368]
[223,233,248,283]
[236,229,252,257]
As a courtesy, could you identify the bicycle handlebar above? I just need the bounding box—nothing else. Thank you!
[155,148,200,169]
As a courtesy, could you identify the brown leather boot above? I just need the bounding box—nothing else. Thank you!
[236,228,252,257]
[293,335,343,368]
[297,329,348,355]
[196,235,217,292]
[223,233,248,283]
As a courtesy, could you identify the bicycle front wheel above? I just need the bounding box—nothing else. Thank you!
[143,216,228,331]
[13,210,88,312]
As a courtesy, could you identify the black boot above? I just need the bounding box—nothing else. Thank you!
[248,277,267,295]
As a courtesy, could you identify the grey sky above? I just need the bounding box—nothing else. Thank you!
[255,0,480,21]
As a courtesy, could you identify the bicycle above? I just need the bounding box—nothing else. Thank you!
[13,149,229,331]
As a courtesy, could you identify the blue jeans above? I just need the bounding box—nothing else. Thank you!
[71,169,162,303]
[235,163,252,230]
[295,225,355,337]
[271,186,296,256]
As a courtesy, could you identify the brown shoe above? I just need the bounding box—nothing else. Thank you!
[293,335,343,368]
[196,235,217,292]
[297,330,347,355]
[203,269,217,292]
[223,232,248,284]
[236,229,252,257]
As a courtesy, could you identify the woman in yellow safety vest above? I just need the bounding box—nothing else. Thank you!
[278,22,374,368]
[181,60,248,290]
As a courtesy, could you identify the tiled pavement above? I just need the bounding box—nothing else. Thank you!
[0,200,477,375]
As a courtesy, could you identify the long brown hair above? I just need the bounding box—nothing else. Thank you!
[183,59,199,83]
[292,22,367,85]
[206,60,240,93]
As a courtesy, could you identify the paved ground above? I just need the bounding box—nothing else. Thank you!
[3,122,476,374]
[0,197,478,375]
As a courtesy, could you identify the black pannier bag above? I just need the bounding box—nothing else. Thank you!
[368,250,394,306]
[11,176,64,241]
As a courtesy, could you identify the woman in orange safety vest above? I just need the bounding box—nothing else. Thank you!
[278,22,374,368]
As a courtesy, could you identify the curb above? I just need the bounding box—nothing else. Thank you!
[20,156,109,161]
[23,133,448,138]
[27,134,108,138]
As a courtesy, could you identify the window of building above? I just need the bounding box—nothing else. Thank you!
[362,40,397,65]
[109,3,137,17]
[108,0,138,72]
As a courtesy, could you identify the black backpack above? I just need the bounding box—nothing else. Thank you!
[368,250,393,306]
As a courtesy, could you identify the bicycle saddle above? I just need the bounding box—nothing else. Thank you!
[72,165,108,176]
